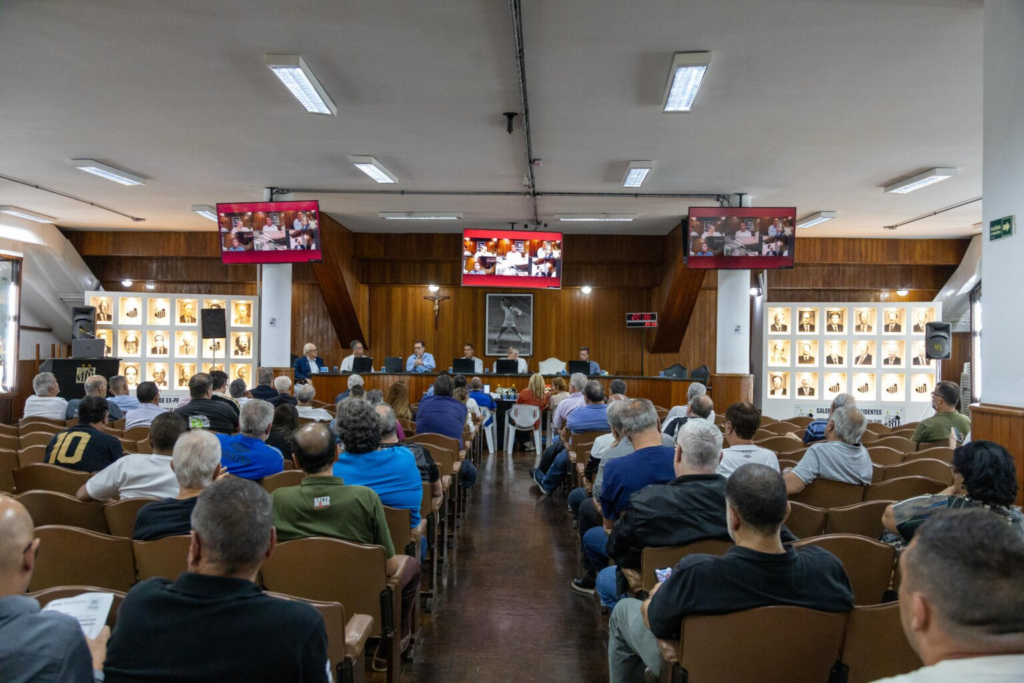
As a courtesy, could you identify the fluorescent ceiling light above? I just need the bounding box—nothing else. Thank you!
[191,205,218,222]
[350,156,398,184]
[0,206,55,223]
[73,159,146,186]
[622,161,653,188]
[663,52,711,112]
[264,54,337,116]
[556,214,637,222]
[796,211,837,228]
[379,212,463,220]
[885,168,957,194]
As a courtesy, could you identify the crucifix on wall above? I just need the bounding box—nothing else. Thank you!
[424,292,450,329]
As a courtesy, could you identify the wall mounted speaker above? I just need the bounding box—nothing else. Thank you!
[71,306,96,340]
[200,308,227,340]
[925,321,952,360]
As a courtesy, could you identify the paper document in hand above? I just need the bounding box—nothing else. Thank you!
[41,592,114,639]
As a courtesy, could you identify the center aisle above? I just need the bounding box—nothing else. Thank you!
[405,450,609,682]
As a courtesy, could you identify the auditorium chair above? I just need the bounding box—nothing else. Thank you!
[863,422,892,437]
[116,437,137,453]
[760,422,800,436]
[688,365,710,383]
[660,606,847,683]
[572,440,599,491]
[261,538,410,683]
[406,433,462,461]
[662,364,687,380]
[789,479,866,509]
[859,430,880,444]
[17,444,47,467]
[30,526,136,592]
[883,458,952,484]
[16,490,108,533]
[103,497,160,538]
[397,418,416,437]
[754,435,805,454]
[778,446,807,462]
[134,438,153,454]
[636,539,732,595]
[414,442,460,537]
[266,591,373,683]
[13,463,91,496]
[64,419,78,428]
[897,421,920,432]
[784,501,826,539]
[0,432,19,450]
[787,416,814,428]
[863,476,946,502]
[19,431,56,449]
[777,459,799,472]
[837,603,922,683]
[132,535,190,580]
[419,481,442,611]
[870,436,915,453]
[759,415,778,425]
[794,534,896,605]
[904,446,953,463]
[655,406,669,422]
[383,506,427,559]
[121,426,151,442]
[109,418,126,430]
[567,431,608,494]
[0,422,18,437]
[0,448,16,493]
[19,416,65,429]
[538,357,566,374]
[870,465,885,484]
[503,404,542,457]
[823,501,891,540]
[478,407,496,454]
[867,446,904,467]
[27,586,127,630]
[259,469,305,494]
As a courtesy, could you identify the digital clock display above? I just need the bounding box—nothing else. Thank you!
[625,312,658,328]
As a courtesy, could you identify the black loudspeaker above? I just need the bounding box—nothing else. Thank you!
[71,306,96,340]
[925,321,952,360]
[201,308,227,340]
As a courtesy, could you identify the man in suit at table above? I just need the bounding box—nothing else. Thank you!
[884,311,903,333]
[293,343,326,382]
[853,341,873,366]
[770,313,787,333]
[797,343,815,365]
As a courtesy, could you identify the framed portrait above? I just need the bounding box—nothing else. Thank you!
[202,362,226,375]
[119,362,141,389]
[824,308,846,334]
[176,331,198,358]
[882,308,905,335]
[795,308,817,334]
[231,300,253,327]
[852,372,876,401]
[231,363,253,385]
[852,307,876,334]
[231,332,253,358]
[881,373,905,401]
[119,296,143,324]
[118,330,142,357]
[795,372,818,398]
[851,340,876,367]
[911,307,935,334]
[485,294,534,357]
[175,363,197,389]
[823,373,848,402]
[795,340,818,367]
[881,340,906,368]
[148,298,171,325]
[823,340,847,367]
[767,340,790,367]
[148,331,171,357]
[204,337,225,358]
[203,299,226,314]
[92,296,115,324]
[147,363,170,389]
[910,341,932,367]
[177,299,199,325]
[766,372,790,398]
[96,329,113,356]
[767,307,791,334]
[911,373,935,402]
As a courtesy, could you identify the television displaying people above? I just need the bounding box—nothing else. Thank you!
[119,330,141,357]
[882,308,904,334]
[796,341,817,366]
[796,372,817,397]
[767,372,789,398]
[768,308,790,333]
[852,340,875,367]
[148,363,169,389]
[852,373,876,401]
[93,297,114,323]
[178,300,198,325]
[176,331,197,357]
[912,307,934,333]
[233,301,252,326]
[231,332,252,358]
[465,237,562,278]
[148,298,170,324]
[911,341,932,366]
[881,373,905,399]
[149,331,170,356]
[882,341,905,367]
[119,297,142,323]
[853,307,875,333]
[824,308,846,333]
[823,341,846,366]
[222,209,319,253]
[768,340,790,366]
[796,309,817,333]
[687,215,793,259]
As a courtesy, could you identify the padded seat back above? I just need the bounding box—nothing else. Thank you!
[688,365,710,383]
[789,479,865,509]
[30,525,136,592]
[14,464,90,496]
[18,445,48,467]
[840,603,921,683]
[103,498,160,538]
[760,422,800,436]
[754,436,803,453]
[785,501,827,539]
[538,357,566,374]
[19,431,55,449]
[16,490,108,533]
[904,446,953,463]
[883,459,952,483]
[266,591,350,677]
[641,540,732,592]
[662,364,687,379]
[863,422,892,436]
[259,470,305,494]
[132,535,190,581]
[794,534,896,605]
[0,448,17,494]
[867,447,904,467]
[870,436,915,453]
[787,416,814,428]
[406,432,460,456]
[383,506,414,557]
[823,501,891,539]
[864,476,946,502]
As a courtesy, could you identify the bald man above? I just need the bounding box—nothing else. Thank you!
[0,497,108,680]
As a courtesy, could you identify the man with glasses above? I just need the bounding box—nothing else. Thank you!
[293,342,326,382]
[911,381,971,447]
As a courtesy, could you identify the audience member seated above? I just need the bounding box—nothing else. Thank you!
[414,374,467,449]
[468,376,496,427]
[292,342,326,382]
[662,383,714,434]
[547,376,569,411]
[209,370,240,416]
[24,371,69,422]
[379,405,443,511]
[124,381,166,429]
[911,380,972,447]
[871,510,1024,682]
[566,396,629,518]
[229,379,250,407]
[534,380,608,495]
[0,496,109,681]
[77,412,187,502]
[794,393,856,445]
[65,374,123,422]
[268,376,297,408]
[335,373,364,403]
[784,405,873,495]
[104,477,330,682]
[175,373,240,435]
[718,402,780,477]
[107,375,140,413]
[386,382,415,422]
[661,394,714,439]
[267,404,299,460]
[273,422,420,670]
[133,429,222,541]
[534,373,588,476]
[607,464,854,682]
[216,400,283,480]
[45,396,124,472]
[347,385,366,402]
[454,387,476,439]
[882,440,1023,547]
[249,367,279,401]
[294,384,332,422]
[609,378,627,398]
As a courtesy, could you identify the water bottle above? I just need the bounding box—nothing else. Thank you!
[659,371,665,378]
[332,366,338,372]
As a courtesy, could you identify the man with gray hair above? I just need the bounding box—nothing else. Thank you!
[534,380,608,495]
[534,372,589,475]
[785,404,873,494]
[269,375,297,408]
[294,383,332,422]
[108,375,140,413]
[663,383,715,430]
[249,366,279,401]
[334,373,364,403]
[229,378,250,407]
[797,392,857,445]
[64,374,123,421]
[24,371,68,421]
[662,393,715,439]
[132,428,223,541]
[104,478,330,681]
[215,400,284,480]
[175,373,240,434]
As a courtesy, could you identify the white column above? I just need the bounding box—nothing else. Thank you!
[260,264,292,367]
[981,1,1024,406]
[716,195,752,374]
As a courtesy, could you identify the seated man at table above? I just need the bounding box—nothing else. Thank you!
[578,346,601,375]
[533,380,608,496]
[339,340,366,373]
[784,405,873,494]
[406,340,436,373]
[607,464,854,682]
[45,396,124,472]
[492,347,528,374]
[292,342,326,381]
[461,343,484,374]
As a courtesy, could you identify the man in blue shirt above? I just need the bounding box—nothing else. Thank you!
[534,380,608,495]
[108,375,140,413]
[215,400,283,480]
[799,393,856,445]
[405,340,436,373]
[64,374,123,421]
[579,347,601,375]
[413,374,467,449]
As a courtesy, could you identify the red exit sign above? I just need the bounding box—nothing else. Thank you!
[626,312,658,328]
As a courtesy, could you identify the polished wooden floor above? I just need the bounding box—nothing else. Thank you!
[402,450,609,682]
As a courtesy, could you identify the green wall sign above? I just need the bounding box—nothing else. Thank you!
[990,215,1015,241]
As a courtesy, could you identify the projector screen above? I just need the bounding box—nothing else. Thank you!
[217,200,322,264]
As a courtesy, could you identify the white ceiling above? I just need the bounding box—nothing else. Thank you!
[0,0,984,237]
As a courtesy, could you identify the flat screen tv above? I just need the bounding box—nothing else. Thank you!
[217,200,323,264]
[685,207,796,270]
[461,229,563,289]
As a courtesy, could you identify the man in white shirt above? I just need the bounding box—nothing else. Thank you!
[294,384,333,422]
[869,510,1024,683]
[76,412,186,502]
[493,347,528,374]
[22,372,68,421]
[461,343,484,374]
[339,340,367,373]
[125,381,168,430]
[717,402,779,477]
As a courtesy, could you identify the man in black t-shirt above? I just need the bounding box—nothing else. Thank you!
[607,465,854,682]
[174,373,239,435]
[45,396,124,472]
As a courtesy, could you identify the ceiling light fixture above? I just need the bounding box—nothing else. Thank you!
[796,211,837,228]
[428,285,440,293]
[145,281,156,291]
[884,168,957,194]
[379,212,463,220]
[73,159,146,186]
[581,286,592,294]
[556,214,637,222]
[264,54,337,116]
[0,206,55,223]
[663,52,711,112]
[121,279,133,287]
[622,161,653,188]
[191,205,218,222]
[350,156,398,184]
[896,289,909,296]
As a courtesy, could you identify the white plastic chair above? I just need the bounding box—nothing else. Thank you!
[480,407,496,454]
[538,357,566,375]
[504,404,541,457]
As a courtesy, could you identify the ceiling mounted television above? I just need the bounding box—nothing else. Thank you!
[217,200,322,264]
[461,229,563,289]
[685,207,796,270]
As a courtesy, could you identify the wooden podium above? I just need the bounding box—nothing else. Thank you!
[39,358,122,401]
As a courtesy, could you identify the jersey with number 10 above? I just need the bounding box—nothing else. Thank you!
[45,425,124,472]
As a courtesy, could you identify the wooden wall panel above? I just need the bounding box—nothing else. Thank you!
[942,332,971,384]
[969,403,1024,506]
[795,238,970,265]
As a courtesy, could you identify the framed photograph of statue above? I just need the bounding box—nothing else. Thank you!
[485,294,534,357]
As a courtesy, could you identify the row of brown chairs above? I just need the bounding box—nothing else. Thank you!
[789,475,946,509]
[11,490,154,536]
[777,458,954,488]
